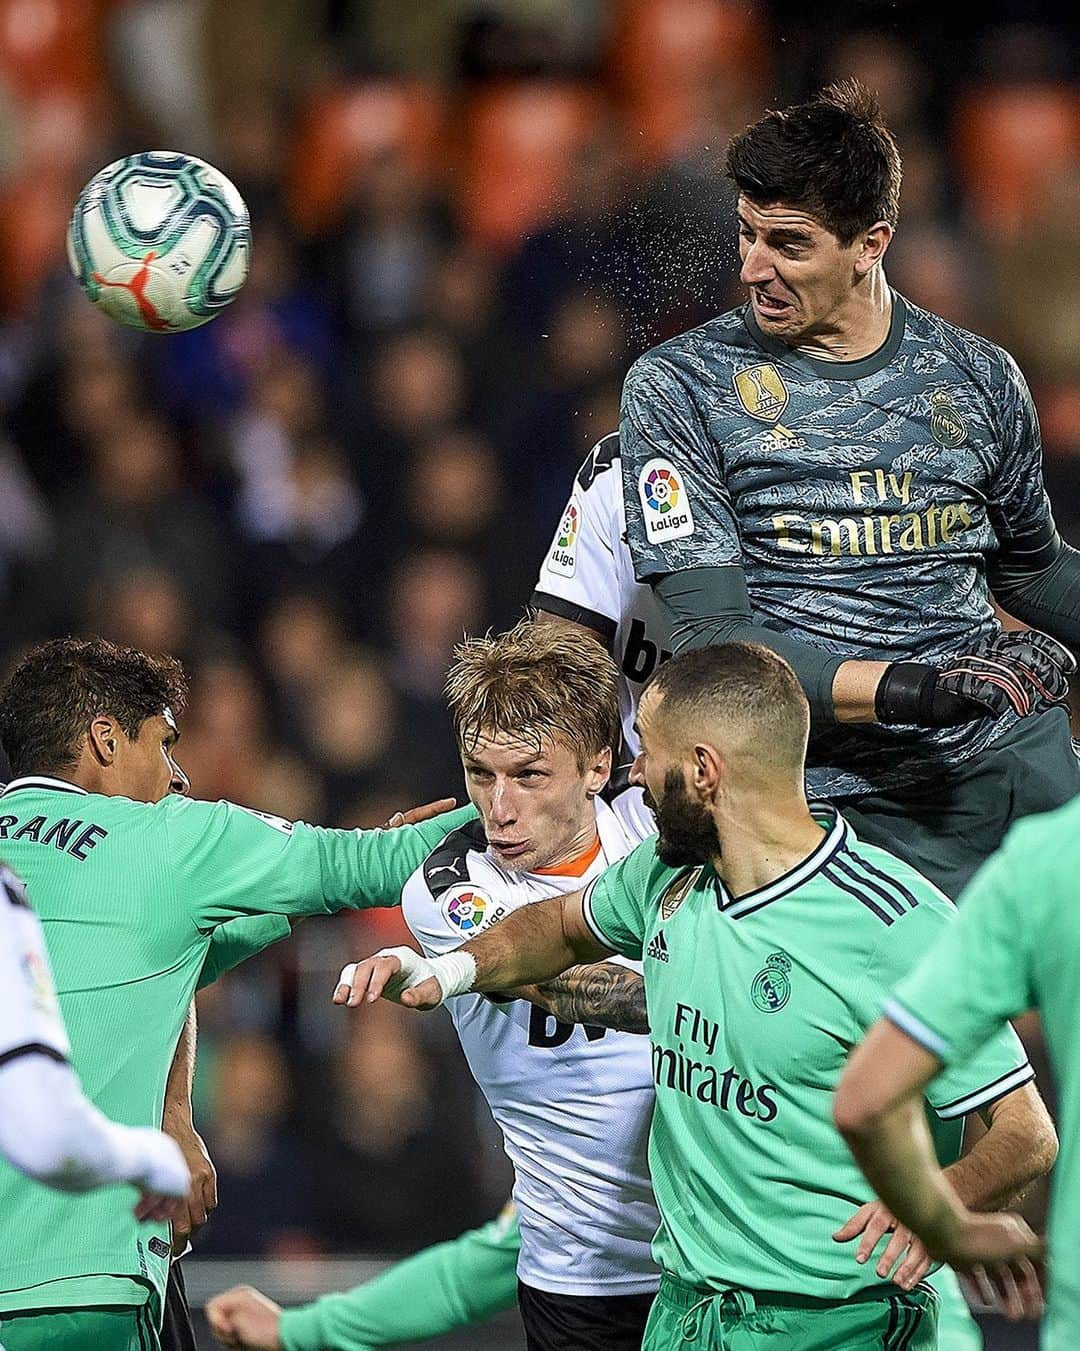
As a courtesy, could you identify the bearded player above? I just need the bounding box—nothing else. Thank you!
[344,642,1057,1351]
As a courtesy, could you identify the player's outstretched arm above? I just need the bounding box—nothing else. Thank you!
[208,1208,520,1350]
[334,888,614,1011]
[0,861,190,1214]
[517,963,649,1033]
[0,1055,190,1217]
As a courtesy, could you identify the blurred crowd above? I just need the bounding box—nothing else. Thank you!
[0,0,1075,1258]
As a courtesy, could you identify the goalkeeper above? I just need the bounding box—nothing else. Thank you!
[606,81,1080,897]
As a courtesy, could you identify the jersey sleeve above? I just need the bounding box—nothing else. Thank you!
[0,861,70,1064]
[855,864,1032,1120]
[162,799,479,932]
[885,842,1036,1094]
[581,837,665,960]
[197,913,293,989]
[986,352,1054,547]
[620,350,742,580]
[531,437,620,641]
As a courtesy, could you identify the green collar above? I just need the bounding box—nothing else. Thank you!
[743,292,907,382]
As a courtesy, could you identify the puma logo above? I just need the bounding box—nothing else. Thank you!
[92,251,171,332]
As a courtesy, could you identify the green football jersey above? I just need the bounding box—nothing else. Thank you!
[0,776,473,1320]
[581,807,1033,1300]
[888,794,1080,1351]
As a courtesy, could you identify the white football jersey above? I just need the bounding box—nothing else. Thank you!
[0,861,70,1065]
[531,433,672,755]
[401,787,660,1296]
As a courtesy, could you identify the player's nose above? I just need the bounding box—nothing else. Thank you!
[739,241,774,286]
[171,763,190,796]
[628,754,646,787]
[487,779,516,825]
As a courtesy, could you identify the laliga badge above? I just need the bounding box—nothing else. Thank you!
[638,458,694,543]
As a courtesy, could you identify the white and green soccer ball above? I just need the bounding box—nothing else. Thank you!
[66,151,250,333]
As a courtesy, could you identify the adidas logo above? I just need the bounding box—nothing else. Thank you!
[647,930,670,963]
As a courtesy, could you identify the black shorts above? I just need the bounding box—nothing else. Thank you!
[833,708,1080,899]
[517,1279,655,1351]
[160,1262,198,1351]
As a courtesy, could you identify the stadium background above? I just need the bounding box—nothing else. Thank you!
[0,1,1075,1346]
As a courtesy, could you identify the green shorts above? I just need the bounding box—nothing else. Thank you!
[835,708,1080,899]
[643,1275,939,1350]
[0,1303,158,1351]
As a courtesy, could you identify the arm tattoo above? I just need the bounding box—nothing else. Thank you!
[533,963,649,1034]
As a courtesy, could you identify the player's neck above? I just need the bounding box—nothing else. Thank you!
[712,798,827,900]
[790,269,892,362]
[533,819,601,876]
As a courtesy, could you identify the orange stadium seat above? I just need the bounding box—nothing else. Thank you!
[0,168,74,315]
[953,85,1080,238]
[0,0,105,100]
[458,82,605,251]
[610,0,769,102]
[288,79,446,235]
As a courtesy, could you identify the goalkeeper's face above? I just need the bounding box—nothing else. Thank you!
[461,729,611,874]
[737,196,883,344]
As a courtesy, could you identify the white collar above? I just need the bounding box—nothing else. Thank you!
[1,775,90,798]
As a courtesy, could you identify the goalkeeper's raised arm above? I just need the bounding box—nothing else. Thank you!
[334,885,614,1012]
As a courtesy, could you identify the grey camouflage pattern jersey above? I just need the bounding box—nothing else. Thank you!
[620,292,1052,797]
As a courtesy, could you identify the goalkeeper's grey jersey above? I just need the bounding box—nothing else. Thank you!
[532,433,671,757]
[401,788,660,1297]
[619,292,1054,797]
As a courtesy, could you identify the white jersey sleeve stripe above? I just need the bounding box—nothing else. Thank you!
[883,996,951,1058]
[932,1063,1036,1120]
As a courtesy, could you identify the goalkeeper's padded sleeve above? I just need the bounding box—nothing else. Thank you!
[988,523,1080,651]
[0,1054,188,1195]
[653,566,845,724]
[279,1208,521,1351]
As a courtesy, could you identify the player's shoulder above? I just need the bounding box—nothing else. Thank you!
[624,306,756,392]
[901,294,1027,395]
[574,431,620,492]
[417,813,489,900]
[827,818,954,934]
[995,794,1080,878]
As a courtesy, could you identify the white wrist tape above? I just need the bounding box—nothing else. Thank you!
[426,950,478,1001]
[338,946,477,1007]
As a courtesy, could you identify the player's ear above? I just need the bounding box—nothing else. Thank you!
[692,743,722,798]
[853,220,893,278]
[584,745,612,799]
[86,715,119,766]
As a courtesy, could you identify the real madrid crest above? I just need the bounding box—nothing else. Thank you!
[734,363,789,422]
[750,951,791,1013]
[929,389,967,448]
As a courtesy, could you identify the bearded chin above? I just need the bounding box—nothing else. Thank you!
[654,769,720,867]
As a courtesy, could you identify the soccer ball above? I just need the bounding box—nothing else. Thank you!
[66,151,250,334]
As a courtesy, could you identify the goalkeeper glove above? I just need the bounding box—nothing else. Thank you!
[875,629,1075,727]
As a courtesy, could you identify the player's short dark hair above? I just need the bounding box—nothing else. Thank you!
[447,619,620,768]
[0,637,188,777]
[646,642,808,769]
[725,79,902,245]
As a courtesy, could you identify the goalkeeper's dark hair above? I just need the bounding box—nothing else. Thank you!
[725,79,902,245]
[0,637,188,777]
[645,642,809,773]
